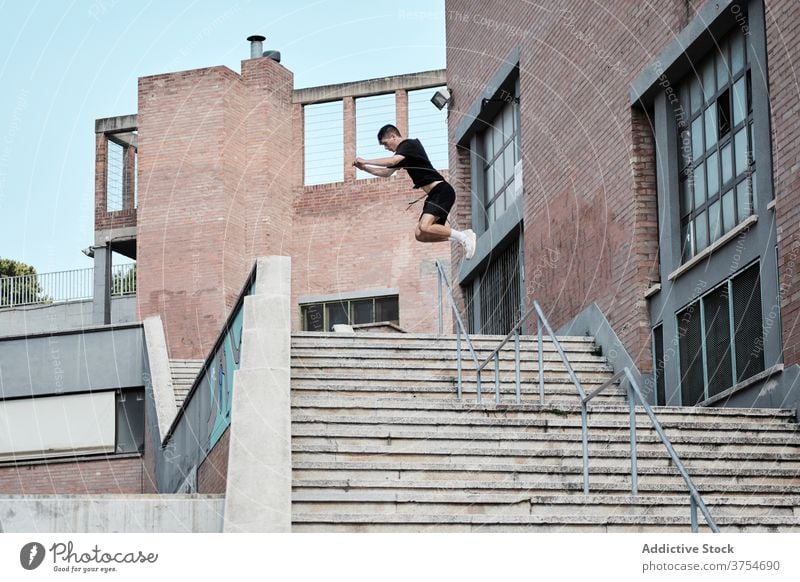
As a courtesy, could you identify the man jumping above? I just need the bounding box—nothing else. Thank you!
[354,124,476,259]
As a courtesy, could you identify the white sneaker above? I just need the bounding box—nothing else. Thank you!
[463,229,476,260]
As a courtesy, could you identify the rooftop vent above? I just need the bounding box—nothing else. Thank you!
[246,35,265,59]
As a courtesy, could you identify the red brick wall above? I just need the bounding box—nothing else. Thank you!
[137,66,250,359]
[767,0,800,367]
[445,0,720,368]
[197,426,229,494]
[291,174,455,332]
[0,456,144,494]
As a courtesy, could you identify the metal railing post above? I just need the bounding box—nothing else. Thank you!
[690,496,698,533]
[437,265,443,336]
[581,401,590,496]
[494,353,501,403]
[537,316,544,405]
[456,330,462,401]
[627,379,638,496]
[514,328,521,404]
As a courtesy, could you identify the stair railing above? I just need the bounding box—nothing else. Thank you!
[435,259,719,532]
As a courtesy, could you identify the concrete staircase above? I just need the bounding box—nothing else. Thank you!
[289,332,800,532]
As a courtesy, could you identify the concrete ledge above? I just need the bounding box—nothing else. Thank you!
[292,70,445,104]
[0,495,223,533]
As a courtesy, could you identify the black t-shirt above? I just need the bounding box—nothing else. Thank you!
[390,138,445,189]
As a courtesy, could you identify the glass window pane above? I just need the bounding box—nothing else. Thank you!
[736,180,751,222]
[722,189,735,232]
[497,188,507,215]
[680,178,692,216]
[376,296,399,323]
[732,77,746,126]
[751,171,757,202]
[303,304,325,332]
[731,32,745,75]
[492,125,504,158]
[704,106,717,151]
[485,163,495,202]
[690,77,702,115]
[694,163,706,208]
[691,116,704,160]
[702,57,715,101]
[326,302,349,330]
[734,128,748,175]
[709,200,721,242]
[503,146,514,184]
[749,122,755,164]
[351,300,373,325]
[707,151,719,197]
[682,222,695,262]
[502,104,514,141]
[483,130,493,163]
[696,212,708,252]
[679,129,692,169]
[717,89,731,137]
[721,142,733,184]
[716,39,730,89]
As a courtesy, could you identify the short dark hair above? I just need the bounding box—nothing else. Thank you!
[377,124,401,143]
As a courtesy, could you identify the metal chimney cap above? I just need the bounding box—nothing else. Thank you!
[247,35,266,42]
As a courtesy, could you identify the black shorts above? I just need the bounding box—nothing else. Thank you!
[420,182,456,225]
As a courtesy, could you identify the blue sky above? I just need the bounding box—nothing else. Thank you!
[0,0,445,273]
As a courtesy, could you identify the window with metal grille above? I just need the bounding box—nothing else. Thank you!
[652,324,666,405]
[466,236,521,335]
[301,295,399,331]
[355,93,396,181]
[304,100,344,185]
[677,262,764,404]
[677,23,755,261]
[106,139,125,212]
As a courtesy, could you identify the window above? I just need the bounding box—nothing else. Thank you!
[408,86,448,171]
[478,78,520,229]
[106,139,125,212]
[466,235,522,335]
[355,93,396,180]
[677,262,764,404]
[304,100,344,185]
[301,295,399,331]
[677,25,754,261]
[0,389,144,462]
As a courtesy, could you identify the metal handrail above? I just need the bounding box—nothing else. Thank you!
[434,261,719,532]
[434,260,481,399]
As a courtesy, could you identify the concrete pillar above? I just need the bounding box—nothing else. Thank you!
[223,256,291,532]
[92,244,111,325]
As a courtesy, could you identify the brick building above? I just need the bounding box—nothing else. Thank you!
[444,0,799,408]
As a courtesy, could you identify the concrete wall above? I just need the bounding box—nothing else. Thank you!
[0,495,224,533]
[0,296,137,338]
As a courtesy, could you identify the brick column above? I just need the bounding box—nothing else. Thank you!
[343,97,355,182]
[395,89,408,137]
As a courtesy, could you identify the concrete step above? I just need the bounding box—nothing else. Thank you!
[291,491,800,518]
[290,398,798,425]
[290,371,618,386]
[293,477,800,496]
[291,348,607,364]
[291,414,800,438]
[290,512,800,532]
[290,443,800,470]
[292,426,800,455]
[291,358,611,373]
[290,461,800,485]
[291,332,598,349]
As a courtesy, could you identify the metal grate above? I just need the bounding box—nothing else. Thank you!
[733,262,764,383]
[478,237,521,335]
[703,284,733,397]
[678,303,705,406]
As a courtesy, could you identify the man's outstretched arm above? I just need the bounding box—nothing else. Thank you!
[356,154,405,168]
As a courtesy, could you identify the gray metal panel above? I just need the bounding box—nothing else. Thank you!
[454,48,519,147]
[630,0,738,106]
[0,325,145,399]
[458,196,524,284]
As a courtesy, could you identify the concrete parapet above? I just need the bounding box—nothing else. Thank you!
[223,256,292,532]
